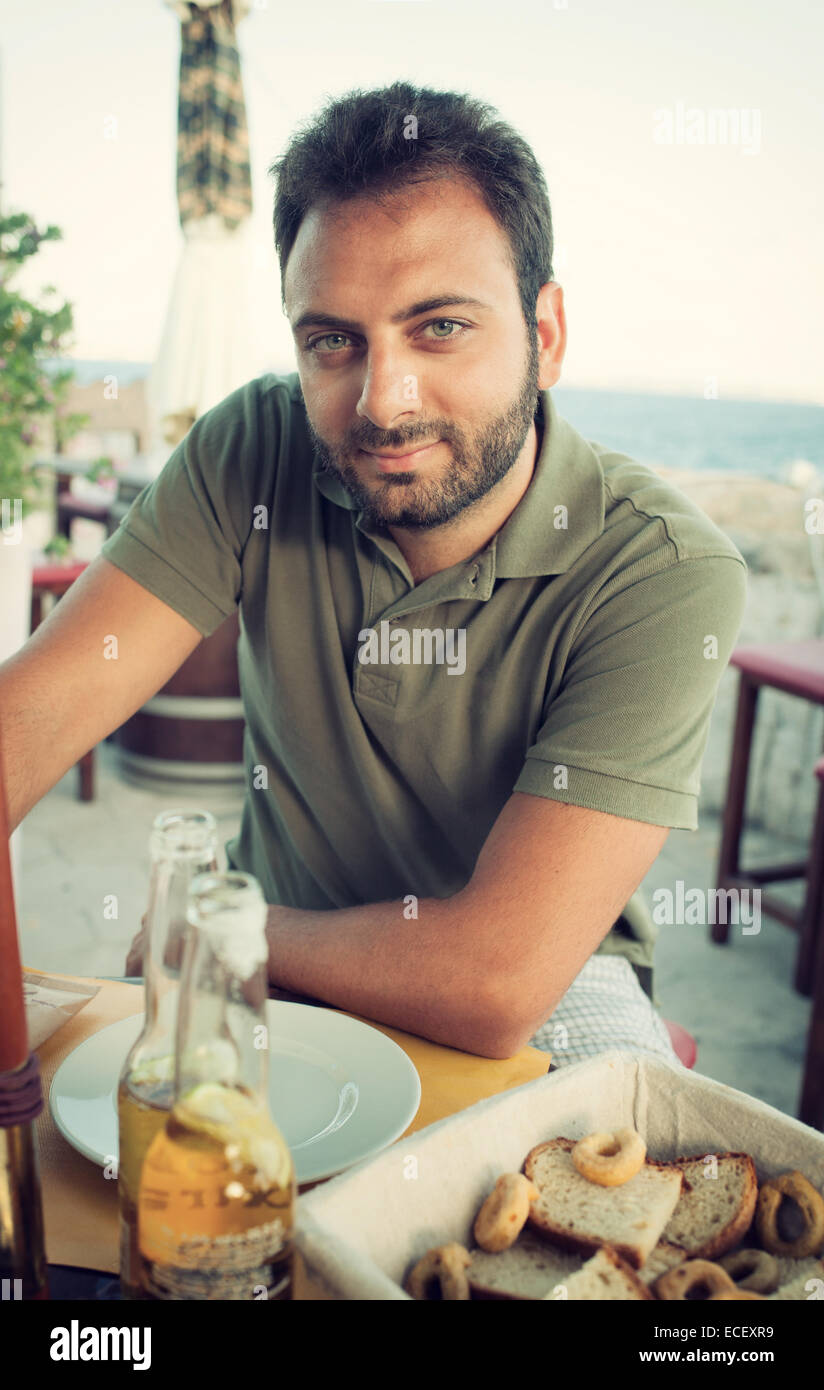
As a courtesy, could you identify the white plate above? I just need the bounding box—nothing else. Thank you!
[49,1002,421,1184]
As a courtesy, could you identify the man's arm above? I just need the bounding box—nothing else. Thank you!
[0,556,207,832]
[264,792,669,1057]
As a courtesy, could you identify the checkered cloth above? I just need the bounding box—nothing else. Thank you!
[528,955,684,1068]
[175,0,253,230]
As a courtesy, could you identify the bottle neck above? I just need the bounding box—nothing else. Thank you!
[174,907,270,1107]
[142,850,217,1039]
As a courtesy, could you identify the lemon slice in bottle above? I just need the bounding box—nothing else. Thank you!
[176,1082,292,1189]
[130,1054,175,1087]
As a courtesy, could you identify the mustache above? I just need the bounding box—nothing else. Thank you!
[347,425,452,452]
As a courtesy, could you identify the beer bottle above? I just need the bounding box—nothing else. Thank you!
[117,810,218,1299]
[137,871,296,1300]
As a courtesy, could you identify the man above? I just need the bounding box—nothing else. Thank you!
[0,83,746,1063]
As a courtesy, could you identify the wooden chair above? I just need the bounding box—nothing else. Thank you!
[713,639,824,993]
[55,468,113,542]
[29,561,95,801]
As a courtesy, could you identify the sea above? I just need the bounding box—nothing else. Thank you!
[47,359,823,487]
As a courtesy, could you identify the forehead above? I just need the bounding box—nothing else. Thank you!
[283,176,517,316]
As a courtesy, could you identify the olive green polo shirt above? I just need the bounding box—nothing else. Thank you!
[100,372,747,1002]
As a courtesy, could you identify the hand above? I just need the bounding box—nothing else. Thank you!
[123,914,190,978]
[125,914,148,977]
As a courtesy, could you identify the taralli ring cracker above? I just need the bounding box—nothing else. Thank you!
[755,1171,824,1258]
[719,1248,780,1293]
[708,1290,766,1301]
[405,1242,473,1300]
[571,1128,646,1187]
[473,1173,540,1252]
[653,1259,738,1301]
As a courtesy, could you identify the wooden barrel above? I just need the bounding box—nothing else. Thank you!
[114,611,245,782]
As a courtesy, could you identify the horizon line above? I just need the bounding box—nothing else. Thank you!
[43,357,824,411]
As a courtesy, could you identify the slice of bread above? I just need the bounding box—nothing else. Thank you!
[467,1229,584,1300]
[467,1234,653,1300]
[560,1246,655,1301]
[765,1256,824,1301]
[636,1240,691,1286]
[523,1137,684,1269]
[660,1153,758,1259]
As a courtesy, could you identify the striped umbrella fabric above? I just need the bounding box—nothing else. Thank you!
[175,0,253,230]
[147,0,264,461]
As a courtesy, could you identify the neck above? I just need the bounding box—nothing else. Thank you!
[388,417,541,585]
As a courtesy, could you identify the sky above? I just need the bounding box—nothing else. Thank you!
[1,0,822,403]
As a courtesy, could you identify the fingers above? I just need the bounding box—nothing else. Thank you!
[125,926,146,977]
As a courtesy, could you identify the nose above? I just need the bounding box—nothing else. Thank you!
[355,350,422,432]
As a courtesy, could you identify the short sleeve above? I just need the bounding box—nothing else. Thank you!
[99,378,270,637]
[514,554,748,830]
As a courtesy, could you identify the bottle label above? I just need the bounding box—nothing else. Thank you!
[140,1217,292,1300]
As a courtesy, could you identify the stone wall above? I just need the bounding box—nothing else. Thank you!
[657,470,824,844]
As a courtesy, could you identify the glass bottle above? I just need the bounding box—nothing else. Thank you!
[136,871,296,1300]
[117,809,218,1300]
[0,1116,48,1300]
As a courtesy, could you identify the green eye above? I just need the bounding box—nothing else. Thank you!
[315,334,349,352]
[430,320,457,337]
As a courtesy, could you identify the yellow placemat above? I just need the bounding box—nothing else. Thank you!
[33,976,142,1279]
[30,969,550,1295]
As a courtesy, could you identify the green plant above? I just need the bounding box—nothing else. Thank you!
[0,209,90,517]
[43,534,72,562]
[85,455,115,485]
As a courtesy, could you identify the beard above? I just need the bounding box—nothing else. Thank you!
[306,329,542,530]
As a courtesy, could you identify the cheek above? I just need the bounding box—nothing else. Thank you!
[302,387,344,445]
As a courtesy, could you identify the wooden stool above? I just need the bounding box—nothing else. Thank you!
[29,561,95,801]
[713,639,824,993]
[799,757,824,1129]
[56,468,112,542]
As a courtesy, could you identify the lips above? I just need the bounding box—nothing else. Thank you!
[359,441,442,473]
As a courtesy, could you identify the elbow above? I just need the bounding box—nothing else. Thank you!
[487,1021,536,1059]
[461,988,535,1060]
[469,973,564,1059]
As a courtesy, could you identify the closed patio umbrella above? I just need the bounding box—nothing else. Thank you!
[146,0,264,462]
[115,0,259,782]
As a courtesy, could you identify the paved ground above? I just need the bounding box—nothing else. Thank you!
[15,739,814,1123]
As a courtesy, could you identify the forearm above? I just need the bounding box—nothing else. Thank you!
[0,650,65,833]
[264,895,508,1057]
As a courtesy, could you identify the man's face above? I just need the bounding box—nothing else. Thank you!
[283,177,542,530]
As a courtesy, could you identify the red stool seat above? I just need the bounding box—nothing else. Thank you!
[31,560,89,591]
[731,640,824,704]
[664,1018,697,1069]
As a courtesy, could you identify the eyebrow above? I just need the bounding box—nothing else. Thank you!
[291,294,492,336]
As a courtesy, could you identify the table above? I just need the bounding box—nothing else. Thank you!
[32,970,552,1300]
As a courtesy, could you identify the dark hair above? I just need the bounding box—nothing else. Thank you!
[269,82,553,328]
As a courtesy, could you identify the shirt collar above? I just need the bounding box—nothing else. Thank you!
[494,389,605,577]
[311,387,605,579]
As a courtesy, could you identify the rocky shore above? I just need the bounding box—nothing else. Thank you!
[657,468,824,844]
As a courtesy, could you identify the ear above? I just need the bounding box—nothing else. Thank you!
[534,282,566,390]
